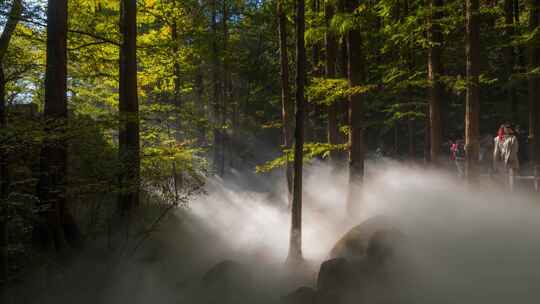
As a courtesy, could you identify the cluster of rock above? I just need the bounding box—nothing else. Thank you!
[197,216,405,304]
[282,216,405,304]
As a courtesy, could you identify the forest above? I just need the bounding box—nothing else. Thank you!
[1,0,540,303]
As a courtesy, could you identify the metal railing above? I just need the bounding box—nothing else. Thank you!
[508,166,540,192]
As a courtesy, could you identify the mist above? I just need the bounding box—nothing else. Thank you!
[185,160,540,303]
[8,160,540,304]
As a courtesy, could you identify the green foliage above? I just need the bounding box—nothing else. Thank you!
[307,77,377,105]
[256,142,348,173]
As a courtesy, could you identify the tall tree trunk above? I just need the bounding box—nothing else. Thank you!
[516,0,526,72]
[278,0,294,200]
[404,0,416,159]
[0,0,22,57]
[211,0,224,176]
[424,121,430,162]
[428,0,443,164]
[288,0,306,263]
[221,0,229,174]
[529,0,540,165]
[36,0,81,250]
[312,0,321,74]
[346,0,365,213]
[171,21,182,140]
[118,0,140,214]
[465,0,480,181]
[0,67,7,285]
[0,0,22,283]
[305,0,320,143]
[408,120,416,158]
[325,0,342,162]
[504,0,517,120]
[195,64,206,145]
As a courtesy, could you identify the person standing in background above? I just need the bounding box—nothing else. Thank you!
[493,124,519,183]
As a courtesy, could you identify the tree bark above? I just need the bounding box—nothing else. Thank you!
[118,0,140,214]
[211,0,224,176]
[288,0,306,263]
[503,0,517,120]
[408,119,416,158]
[312,0,321,74]
[528,0,540,164]
[36,0,82,250]
[346,0,365,213]
[338,0,349,152]
[0,0,22,58]
[195,64,206,146]
[305,0,321,143]
[0,66,7,286]
[428,0,443,164]
[465,0,481,181]
[221,0,229,174]
[325,0,342,162]
[278,0,294,200]
[0,0,22,283]
[171,21,182,140]
[404,0,416,159]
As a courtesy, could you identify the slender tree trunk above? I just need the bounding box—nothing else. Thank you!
[0,0,21,57]
[195,64,206,145]
[278,0,294,200]
[0,67,7,285]
[404,0,416,159]
[118,0,140,214]
[171,21,182,140]
[504,0,517,120]
[516,0,526,72]
[36,0,82,250]
[338,41,349,137]
[408,120,416,158]
[288,0,306,262]
[220,0,229,175]
[424,121,430,162]
[407,52,416,159]
[0,0,22,283]
[394,124,399,155]
[337,0,349,136]
[325,0,342,162]
[305,0,320,143]
[465,0,481,181]
[346,0,365,213]
[529,0,540,165]
[211,0,224,176]
[312,0,321,74]
[428,0,443,164]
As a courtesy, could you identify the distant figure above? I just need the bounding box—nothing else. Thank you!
[515,125,528,166]
[450,139,465,177]
[479,134,494,174]
[493,124,519,178]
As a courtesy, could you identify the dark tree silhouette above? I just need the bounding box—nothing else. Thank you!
[288,0,306,262]
[118,0,140,213]
[36,0,81,250]
[465,0,480,181]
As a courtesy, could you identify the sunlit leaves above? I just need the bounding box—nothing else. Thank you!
[255,142,347,173]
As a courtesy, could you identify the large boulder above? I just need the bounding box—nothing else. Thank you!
[315,258,349,304]
[201,260,253,304]
[281,286,316,304]
[316,216,406,304]
[201,260,247,288]
[317,258,348,293]
[329,215,404,262]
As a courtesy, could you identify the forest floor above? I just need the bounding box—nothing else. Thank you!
[5,160,540,304]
